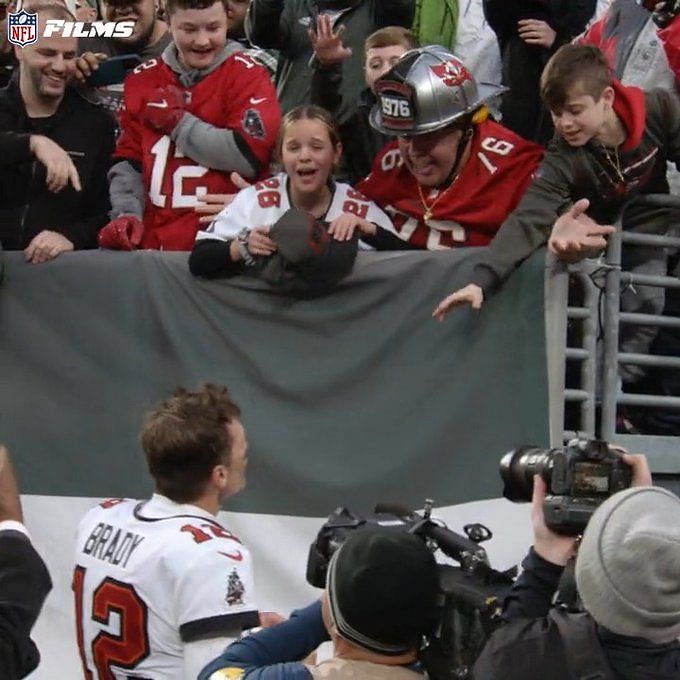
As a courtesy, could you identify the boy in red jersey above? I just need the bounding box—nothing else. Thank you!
[355,46,545,251]
[98,0,281,251]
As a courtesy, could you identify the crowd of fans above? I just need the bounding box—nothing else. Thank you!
[2,2,680,409]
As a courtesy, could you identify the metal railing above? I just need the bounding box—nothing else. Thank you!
[546,194,680,479]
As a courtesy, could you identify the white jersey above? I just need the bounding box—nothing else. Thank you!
[196,171,397,245]
[73,494,258,679]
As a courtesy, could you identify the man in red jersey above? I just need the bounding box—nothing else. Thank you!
[356,46,544,251]
[98,0,281,251]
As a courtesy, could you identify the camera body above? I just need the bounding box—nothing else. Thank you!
[500,439,632,535]
[307,504,512,679]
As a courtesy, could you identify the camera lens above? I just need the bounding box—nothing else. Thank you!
[499,446,555,502]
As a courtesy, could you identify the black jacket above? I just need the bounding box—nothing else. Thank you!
[473,548,680,679]
[483,0,596,143]
[0,530,52,680]
[0,76,116,250]
[311,62,390,184]
[483,0,596,50]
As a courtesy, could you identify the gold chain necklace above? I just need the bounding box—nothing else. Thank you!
[417,183,449,222]
[600,144,625,184]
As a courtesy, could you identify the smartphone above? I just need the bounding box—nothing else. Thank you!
[87,54,142,87]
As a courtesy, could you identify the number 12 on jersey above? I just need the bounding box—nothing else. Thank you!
[73,565,151,679]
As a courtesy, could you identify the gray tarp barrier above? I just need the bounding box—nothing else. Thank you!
[0,249,549,516]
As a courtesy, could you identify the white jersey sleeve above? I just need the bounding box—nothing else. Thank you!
[196,172,291,242]
[326,181,398,236]
[173,521,259,642]
[195,185,257,242]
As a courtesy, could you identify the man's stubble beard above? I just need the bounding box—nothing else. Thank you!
[114,15,157,53]
[30,67,66,109]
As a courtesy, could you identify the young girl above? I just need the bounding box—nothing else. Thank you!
[189,104,397,282]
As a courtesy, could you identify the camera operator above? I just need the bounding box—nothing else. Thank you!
[198,528,439,680]
[473,453,680,679]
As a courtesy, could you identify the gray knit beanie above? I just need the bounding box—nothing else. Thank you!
[575,486,680,642]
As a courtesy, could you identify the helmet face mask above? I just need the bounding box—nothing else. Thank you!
[370,45,506,137]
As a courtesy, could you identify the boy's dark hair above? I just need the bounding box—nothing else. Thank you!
[540,44,613,112]
[364,26,417,54]
[141,384,241,503]
[165,0,226,16]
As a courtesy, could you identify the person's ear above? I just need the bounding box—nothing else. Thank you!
[601,86,615,110]
[212,463,229,491]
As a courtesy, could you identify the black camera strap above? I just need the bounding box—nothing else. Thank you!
[549,608,616,680]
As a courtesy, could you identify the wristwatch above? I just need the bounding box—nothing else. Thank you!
[236,227,256,267]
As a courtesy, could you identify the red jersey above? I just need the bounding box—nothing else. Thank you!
[357,119,543,249]
[115,51,281,250]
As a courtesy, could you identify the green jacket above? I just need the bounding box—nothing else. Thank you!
[412,0,458,49]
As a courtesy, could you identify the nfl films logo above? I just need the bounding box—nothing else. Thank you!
[7,10,37,47]
[7,10,135,44]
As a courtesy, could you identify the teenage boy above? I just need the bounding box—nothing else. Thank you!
[310,20,417,184]
[434,43,680,318]
[98,0,281,251]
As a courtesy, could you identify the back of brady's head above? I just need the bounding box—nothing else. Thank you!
[140,384,241,503]
[576,485,680,643]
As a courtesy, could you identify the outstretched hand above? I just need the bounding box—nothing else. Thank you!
[548,198,616,263]
[432,283,484,321]
[308,13,352,65]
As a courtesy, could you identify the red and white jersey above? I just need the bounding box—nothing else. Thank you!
[196,171,396,243]
[73,495,258,679]
[115,50,281,250]
[357,119,543,250]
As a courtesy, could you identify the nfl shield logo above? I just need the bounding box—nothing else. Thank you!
[8,11,38,48]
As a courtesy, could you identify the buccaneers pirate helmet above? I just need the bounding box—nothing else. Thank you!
[369,45,506,136]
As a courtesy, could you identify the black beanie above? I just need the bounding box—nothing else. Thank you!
[327,528,439,655]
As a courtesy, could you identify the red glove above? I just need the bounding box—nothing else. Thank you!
[98,215,144,251]
[141,85,187,134]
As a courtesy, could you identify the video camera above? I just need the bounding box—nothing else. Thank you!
[306,501,513,680]
[500,439,632,535]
